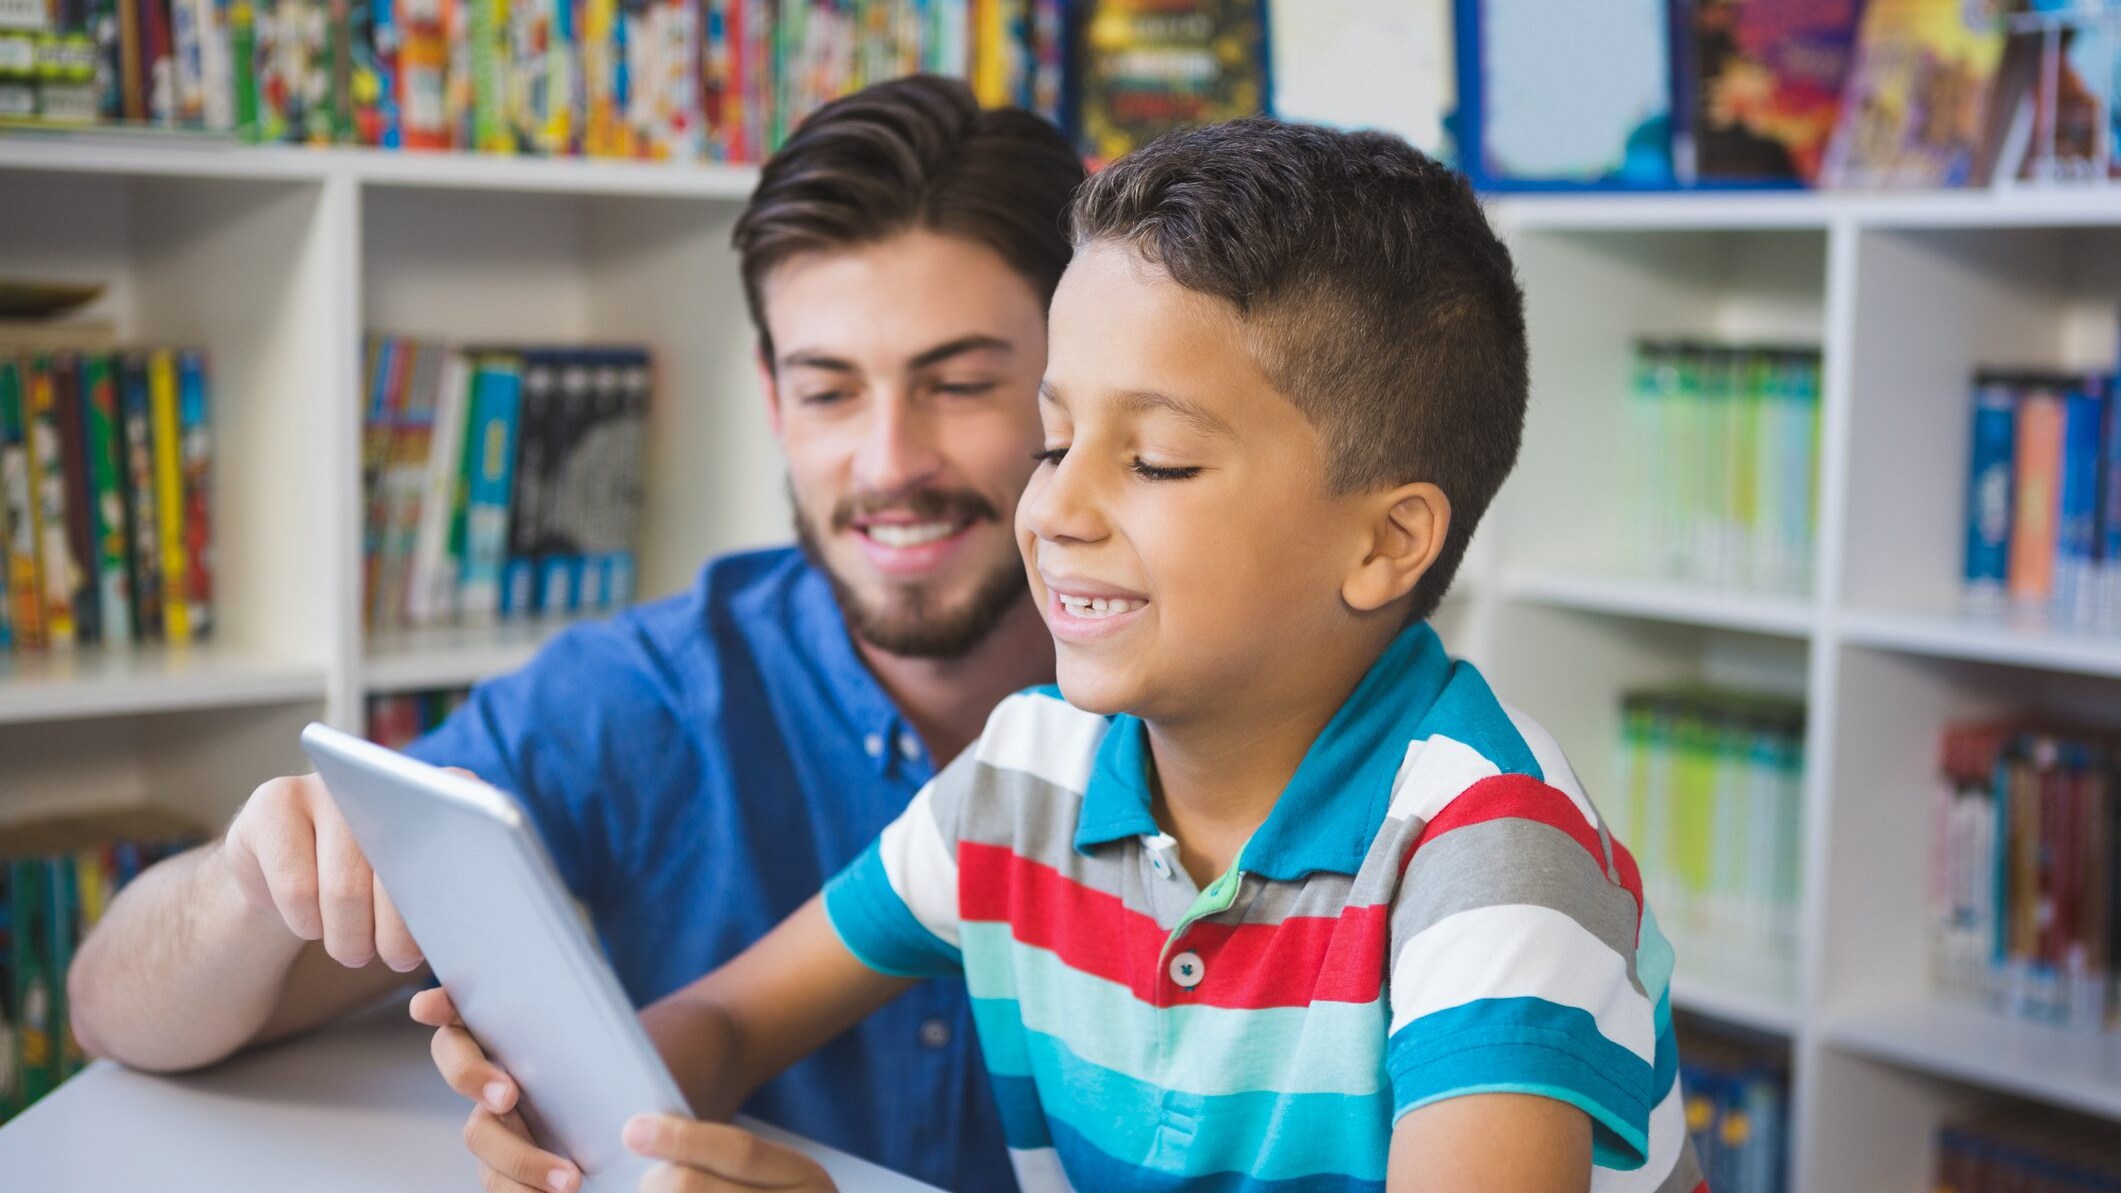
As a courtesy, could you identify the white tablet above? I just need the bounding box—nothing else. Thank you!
[300,722,688,1193]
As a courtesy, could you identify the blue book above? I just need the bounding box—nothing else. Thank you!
[2104,371,2121,634]
[457,356,523,624]
[2053,379,2104,630]
[1964,375,2017,617]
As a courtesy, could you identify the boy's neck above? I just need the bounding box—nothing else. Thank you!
[857,594,1056,767]
[1144,623,1400,888]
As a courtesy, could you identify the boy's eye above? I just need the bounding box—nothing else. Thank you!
[1131,458,1202,482]
[1032,446,1068,466]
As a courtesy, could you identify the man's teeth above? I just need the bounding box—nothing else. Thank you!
[865,521,958,548]
[1058,594,1144,618]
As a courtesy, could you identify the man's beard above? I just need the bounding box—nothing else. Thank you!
[793,482,1031,660]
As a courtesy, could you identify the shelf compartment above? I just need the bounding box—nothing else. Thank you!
[1841,608,2121,680]
[1502,567,1816,639]
[1825,1000,2121,1122]
[0,646,324,725]
[362,619,583,694]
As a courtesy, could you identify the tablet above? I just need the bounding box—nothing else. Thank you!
[299,722,689,1193]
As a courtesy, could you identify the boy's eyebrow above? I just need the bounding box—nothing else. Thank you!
[1116,388,1235,438]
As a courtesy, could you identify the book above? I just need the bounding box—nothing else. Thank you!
[1268,0,1452,158]
[52,354,100,646]
[0,353,37,651]
[80,352,131,646]
[1674,0,1860,186]
[2006,375,2065,617]
[455,352,520,622]
[147,348,190,643]
[118,351,163,643]
[25,355,78,648]
[499,348,552,617]
[537,351,592,615]
[176,349,212,636]
[1964,372,2017,617]
[406,343,468,626]
[1074,0,1268,167]
[1820,0,2011,189]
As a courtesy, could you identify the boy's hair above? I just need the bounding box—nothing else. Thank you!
[733,75,1086,361]
[1067,117,1528,623]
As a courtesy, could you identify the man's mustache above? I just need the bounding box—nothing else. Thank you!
[831,488,1001,532]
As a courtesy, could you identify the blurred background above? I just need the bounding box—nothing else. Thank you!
[4,2,2121,1191]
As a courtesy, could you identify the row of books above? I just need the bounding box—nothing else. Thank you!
[1459,0,2121,191]
[1935,1105,2121,1192]
[1624,340,1820,595]
[365,684,465,748]
[1932,721,2120,1033]
[0,343,214,655]
[0,808,200,1122]
[361,337,646,632]
[0,0,1278,164]
[1611,687,1805,966]
[1961,367,2121,633]
[1678,1022,1789,1193]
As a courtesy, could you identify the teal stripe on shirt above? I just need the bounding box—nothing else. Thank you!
[969,1001,1395,1183]
[1387,995,1654,1171]
[821,838,962,979]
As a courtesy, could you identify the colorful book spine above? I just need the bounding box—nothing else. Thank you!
[53,356,101,646]
[81,353,132,646]
[406,344,468,626]
[537,353,591,615]
[2053,378,2105,631]
[455,353,520,622]
[1964,373,2017,617]
[176,350,213,636]
[2007,380,2065,617]
[118,352,162,643]
[0,354,39,651]
[26,356,78,648]
[148,349,190,643]
[499,349,552,618]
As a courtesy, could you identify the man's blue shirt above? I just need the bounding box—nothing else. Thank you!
[406,546,1016,1192]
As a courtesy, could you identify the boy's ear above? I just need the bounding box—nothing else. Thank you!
[1343,482,1452,614]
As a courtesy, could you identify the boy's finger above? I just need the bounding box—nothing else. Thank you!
[623,1116,826,1186]
[463,1107,579,1193]
[408,986,458,1026]
[430,1022,516,1113]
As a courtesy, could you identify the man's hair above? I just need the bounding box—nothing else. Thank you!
[1067,117,1528,623]
[733,75,1086,360]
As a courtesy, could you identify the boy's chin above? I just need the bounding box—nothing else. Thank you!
[1051,661,1140,718]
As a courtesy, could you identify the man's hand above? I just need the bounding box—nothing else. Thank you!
[411,988,835,1193]
[221,772,424,971]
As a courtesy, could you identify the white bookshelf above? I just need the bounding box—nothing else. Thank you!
[7,136,2121,1189]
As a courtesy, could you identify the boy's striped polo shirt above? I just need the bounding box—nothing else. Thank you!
[822,621,1706,1193]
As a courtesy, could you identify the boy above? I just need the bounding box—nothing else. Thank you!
[419,117,1704,1193]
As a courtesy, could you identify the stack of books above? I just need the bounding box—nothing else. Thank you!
[1624,340,1820,594]
[1612,686,1806,966]
[366,685,466,747]
[1933,721,2119,1034]
[1677,1021,1789,1193]
[1935,1104,2121,1191]
[0,808,201,1122]
[0,343,214,656]
[361,337,648,632]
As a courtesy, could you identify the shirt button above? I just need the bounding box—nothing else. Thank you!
[1148,850,1173,879]
[1169,951,1205,990]
[918,1018,952,1049]
[898,733,921,761]
[863,732,885,759]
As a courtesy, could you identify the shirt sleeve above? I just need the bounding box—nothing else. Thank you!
[401,616,689,912]
[821,741,981,980]
[1384,773,1658,1172]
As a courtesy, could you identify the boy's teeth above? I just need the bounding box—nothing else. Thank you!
[1059,594,1143,618]
[866,521,956,548]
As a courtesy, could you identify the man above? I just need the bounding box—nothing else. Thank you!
[66,75,1084,1193]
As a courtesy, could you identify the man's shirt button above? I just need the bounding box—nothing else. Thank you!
[918,1018,953,1049]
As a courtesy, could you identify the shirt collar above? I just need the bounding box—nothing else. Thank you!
[791,560,929,780]
[1073,620,1455,881]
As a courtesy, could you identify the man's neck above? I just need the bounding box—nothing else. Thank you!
[855,595,1055,766]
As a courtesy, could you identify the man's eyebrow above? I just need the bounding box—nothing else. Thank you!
[777,349,857,374]
[1116,389,1234,438]
[909,334,1013,371]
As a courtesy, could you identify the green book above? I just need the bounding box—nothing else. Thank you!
[81,354,132,648]
[11,857,54,1108]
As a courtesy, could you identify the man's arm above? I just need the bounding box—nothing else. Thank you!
[1389,1094,1594,1193]
[68,773,427,1072]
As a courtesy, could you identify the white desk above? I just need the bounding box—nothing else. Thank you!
[0,1002,941,1192]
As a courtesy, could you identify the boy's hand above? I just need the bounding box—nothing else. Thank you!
[620,1114,837,1193]
[409,986,583,1193]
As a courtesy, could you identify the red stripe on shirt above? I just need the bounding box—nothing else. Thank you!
[957,841,1388,1009]
[1407,774,1644,913]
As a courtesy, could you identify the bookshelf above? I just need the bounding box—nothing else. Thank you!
[8,136,2121,1189]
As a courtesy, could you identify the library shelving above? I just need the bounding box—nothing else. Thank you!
[9,135,2121,1191]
